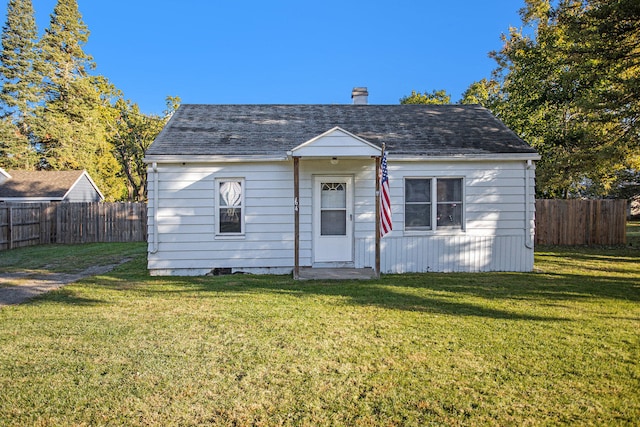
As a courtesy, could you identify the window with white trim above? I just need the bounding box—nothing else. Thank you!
[216,179,244,235]
[405,177,464,231]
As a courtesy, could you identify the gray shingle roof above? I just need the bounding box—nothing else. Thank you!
[0,170,84,199]
[146,104,537,157]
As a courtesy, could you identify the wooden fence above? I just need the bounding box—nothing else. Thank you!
[0,202,147,251]
[0,199,629,251]
[535,199,627,246]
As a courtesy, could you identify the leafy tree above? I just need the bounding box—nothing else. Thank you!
[108,98,173,201]
[488,0,640,198]
[400,89,451,105]
[559,0,640,172]
[459,78,501,108]
[0,0,40,169]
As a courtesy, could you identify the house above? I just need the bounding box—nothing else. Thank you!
[0,168,10,185]
[0,169,104,203]
[144,88,540,277]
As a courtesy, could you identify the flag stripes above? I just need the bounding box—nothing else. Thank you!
[379,149,392,237]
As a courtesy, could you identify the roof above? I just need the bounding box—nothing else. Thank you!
[146,104,538,159]
[0,170,99,200]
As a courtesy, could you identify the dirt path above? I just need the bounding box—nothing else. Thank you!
[0,260,130,308]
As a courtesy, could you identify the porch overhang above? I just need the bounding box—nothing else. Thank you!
[291,128,383,280]
[290,127,382,159]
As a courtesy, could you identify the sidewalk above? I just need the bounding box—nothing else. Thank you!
[0,261,128,308]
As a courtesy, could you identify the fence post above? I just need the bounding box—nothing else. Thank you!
[7,206,12,250]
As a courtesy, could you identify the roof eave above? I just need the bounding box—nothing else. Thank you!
[143,154,290,164]
[390,153,541,161]
[0,197,64,202]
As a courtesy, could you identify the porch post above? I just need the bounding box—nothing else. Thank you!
[375,155,381,278]
[293,156,300,279]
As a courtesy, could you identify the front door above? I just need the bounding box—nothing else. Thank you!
[313,176,354,263]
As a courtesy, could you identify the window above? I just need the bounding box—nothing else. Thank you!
[216,179,244,235]
[436,178,463,228]
[405,178,463,231]
[405,178,432,230]
[320,182,347,236]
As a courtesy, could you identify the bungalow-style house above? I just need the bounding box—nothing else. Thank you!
[144,88,540,277]
[0,169,104,203]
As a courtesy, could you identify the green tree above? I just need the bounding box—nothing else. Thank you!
[560,0,640,174]
[0,0,40,169]
[0,116,31,168]
[108,98,173,201]
[400,89,451,105]
[32,0,125,200]
[489,0,639,198]
[459,78,501,108]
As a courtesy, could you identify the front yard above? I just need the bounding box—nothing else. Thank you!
[0,242,638,425]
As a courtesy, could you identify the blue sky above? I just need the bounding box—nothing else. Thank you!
[3,1,525,114]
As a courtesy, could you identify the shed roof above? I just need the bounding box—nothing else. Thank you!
[146,104,537,158]
[0,170,96,200]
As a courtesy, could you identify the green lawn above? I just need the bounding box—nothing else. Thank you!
[0,242,638,426]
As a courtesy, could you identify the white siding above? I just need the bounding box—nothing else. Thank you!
[147,158,536,275]
[148,162,294,275]
[374,160,535,272]
[65,174,102,202]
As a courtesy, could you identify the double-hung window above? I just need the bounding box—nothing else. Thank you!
[405,177,464,231]
[216,179,244,235]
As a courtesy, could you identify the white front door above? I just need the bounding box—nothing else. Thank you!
[313,176,354,263]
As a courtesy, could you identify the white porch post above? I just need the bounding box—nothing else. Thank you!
[293,156,300,279]
[375,155,381,278]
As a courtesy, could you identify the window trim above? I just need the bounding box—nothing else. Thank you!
[404,176,465,233]
[215,178,245,237]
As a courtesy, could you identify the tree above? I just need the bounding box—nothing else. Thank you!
[400,89,451,105]
[0,0,40,169]
[0,116,31,168]
[32,0,125,200]
[0,0,40,117]
[459,78,501,108]
[109,98,172,201]
[488,0,640,198]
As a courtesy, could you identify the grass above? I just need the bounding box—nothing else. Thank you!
[628,220,640,247]
[0,242,145,274]
[0,242,146,288]
[0,242,639,425]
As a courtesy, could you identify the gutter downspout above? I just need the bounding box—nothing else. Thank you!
[150,162,159,254]
[524,160,534,249]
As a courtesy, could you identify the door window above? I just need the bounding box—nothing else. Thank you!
[320,182,346,236]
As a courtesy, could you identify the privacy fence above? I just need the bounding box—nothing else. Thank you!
[0,202,146,251]
[0,199,629,251]
[535,199,627,246]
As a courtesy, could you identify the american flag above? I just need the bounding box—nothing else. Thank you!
[379,148,392,237]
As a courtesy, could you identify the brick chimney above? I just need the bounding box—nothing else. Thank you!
[351,87,368,105]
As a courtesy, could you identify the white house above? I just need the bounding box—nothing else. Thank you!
[144,89,540,277]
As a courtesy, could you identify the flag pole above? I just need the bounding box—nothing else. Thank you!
[375,145,382,278]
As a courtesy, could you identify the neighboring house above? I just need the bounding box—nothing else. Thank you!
[0,169,104,203]
[144,88,540,276]
[0,168,10,185]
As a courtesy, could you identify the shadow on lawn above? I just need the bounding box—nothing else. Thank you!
[40,248,639,321]
[101,273,580,321]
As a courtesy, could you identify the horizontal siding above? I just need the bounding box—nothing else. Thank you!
[66,175,102,202]
[149,162,294,273]
[148,159,535,274]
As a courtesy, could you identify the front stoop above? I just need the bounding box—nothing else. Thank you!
[297,267,377,280]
